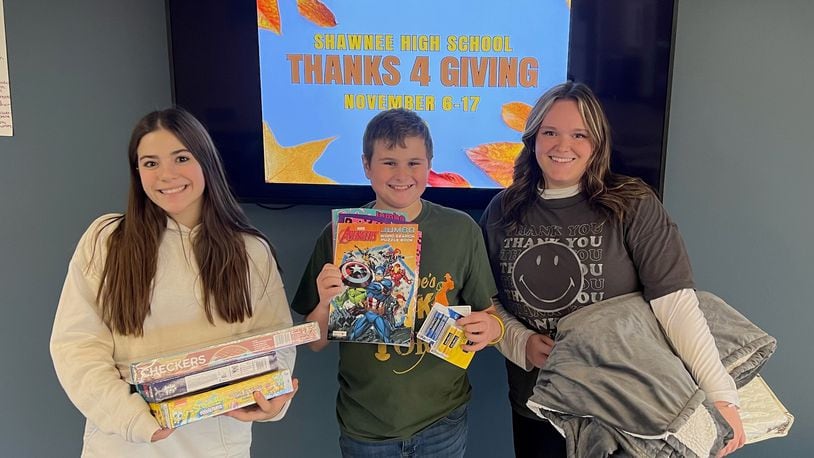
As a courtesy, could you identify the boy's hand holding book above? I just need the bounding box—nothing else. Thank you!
[305,263,344,350]
[316,263,343,307]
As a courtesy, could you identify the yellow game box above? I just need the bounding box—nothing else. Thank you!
[149,369,292,428]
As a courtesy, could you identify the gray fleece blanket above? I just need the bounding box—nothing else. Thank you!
[526,291,776,458]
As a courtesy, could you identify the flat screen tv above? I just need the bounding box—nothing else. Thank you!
[167,0,676,208]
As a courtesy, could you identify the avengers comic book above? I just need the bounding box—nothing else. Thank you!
[330,208,407,250]
[329,221,420,346]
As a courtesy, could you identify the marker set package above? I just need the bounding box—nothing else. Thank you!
[417,303,474,369]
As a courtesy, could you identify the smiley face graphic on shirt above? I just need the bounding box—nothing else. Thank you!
[512,240,583,312]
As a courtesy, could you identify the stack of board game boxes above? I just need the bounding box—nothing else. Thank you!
[129,321,320,428]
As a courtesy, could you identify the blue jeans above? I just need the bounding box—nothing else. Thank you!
[339,403,469,458]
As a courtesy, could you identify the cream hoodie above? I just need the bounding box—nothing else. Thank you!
[50,215,295,457]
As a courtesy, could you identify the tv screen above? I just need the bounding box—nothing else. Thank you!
[167,0,675,208]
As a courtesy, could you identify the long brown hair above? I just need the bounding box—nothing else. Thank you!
[97,108,275,336]
[499,82,652,230]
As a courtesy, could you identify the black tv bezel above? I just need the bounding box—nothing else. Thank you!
[166,0,676,209]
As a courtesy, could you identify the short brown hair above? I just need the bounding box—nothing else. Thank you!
[362,108,433,163]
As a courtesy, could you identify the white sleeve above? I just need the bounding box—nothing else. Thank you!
[49,222,159,443]
[650,288,740,406]
[492,297,537,371]
[246,238,296,421]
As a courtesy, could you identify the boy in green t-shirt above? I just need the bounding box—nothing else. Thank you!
[291,108,503,457]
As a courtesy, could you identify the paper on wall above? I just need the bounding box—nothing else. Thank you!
[0,0,13,137]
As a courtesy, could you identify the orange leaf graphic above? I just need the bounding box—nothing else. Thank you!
[297,0,337,28]
[257,0,282,34]
[263,122,336,184]
[466,142,523,187]
[428,170,471,188]
[502,102,532,133]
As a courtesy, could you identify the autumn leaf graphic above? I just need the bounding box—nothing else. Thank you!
[263,122,336,184]
[428,170,471,188]
[502,102,532,133]
[465,142,523,188]
[257,0,282,33]
[297,0,337,27]
[258,0,337,33]
[465,101,533,187]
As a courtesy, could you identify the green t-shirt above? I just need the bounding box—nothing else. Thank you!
[291,199,497,441]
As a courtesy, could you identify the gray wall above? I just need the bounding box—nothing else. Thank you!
[662,1,813,455]
[0,1,173,456]
[0,0,809,456]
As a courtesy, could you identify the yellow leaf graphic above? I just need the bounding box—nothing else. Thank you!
[263,122,336,184]
[296,0,337,28]
[257,0,282,34]
[466,142,523,187]
[502,102,532,133]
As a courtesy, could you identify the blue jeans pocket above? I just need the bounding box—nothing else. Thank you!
[437,403,467,427]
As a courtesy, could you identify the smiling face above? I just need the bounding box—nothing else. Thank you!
[512,241,583,312]
[363,136,429,220]
[534,99,594,189]
[136,128,205,228]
